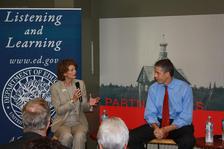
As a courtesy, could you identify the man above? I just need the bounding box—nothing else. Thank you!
[0,98,67,149]
[128,59,195,149]
[97,117,129,149]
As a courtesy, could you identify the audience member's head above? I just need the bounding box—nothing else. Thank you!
[97,117,129,149]
[22,97,51,136]
[24,137,67,149]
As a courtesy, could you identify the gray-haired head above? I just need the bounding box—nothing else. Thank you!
[22,97,50,134]
[97,117,129,149]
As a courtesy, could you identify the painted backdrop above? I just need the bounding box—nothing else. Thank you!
[99,14,224,137]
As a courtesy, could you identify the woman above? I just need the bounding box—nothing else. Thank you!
[51,59,99,149]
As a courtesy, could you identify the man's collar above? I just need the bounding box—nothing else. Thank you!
[165,78,176,89]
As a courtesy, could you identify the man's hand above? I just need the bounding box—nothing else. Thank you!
[154,128,168,139]
[151,123,166,139]
[153,124,177,139]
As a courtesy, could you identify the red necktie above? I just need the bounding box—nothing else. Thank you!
[162,85,170,127]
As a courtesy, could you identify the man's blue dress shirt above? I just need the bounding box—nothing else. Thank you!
[144,78,193,128]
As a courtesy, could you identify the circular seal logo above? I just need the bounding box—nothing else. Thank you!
[1,67,57,128]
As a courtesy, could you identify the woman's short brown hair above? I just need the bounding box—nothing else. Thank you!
[57,59,78,81]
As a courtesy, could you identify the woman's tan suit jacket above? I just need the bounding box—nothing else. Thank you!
[50,79,90,132]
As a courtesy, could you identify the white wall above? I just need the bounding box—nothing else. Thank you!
[100,14,224,87]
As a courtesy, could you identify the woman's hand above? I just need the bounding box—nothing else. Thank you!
[89,94,100,106]
[72,89,82,102]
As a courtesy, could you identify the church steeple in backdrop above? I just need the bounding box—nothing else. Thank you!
[159,34,168,60]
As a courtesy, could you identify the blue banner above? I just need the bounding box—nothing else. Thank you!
[0,8,81,143]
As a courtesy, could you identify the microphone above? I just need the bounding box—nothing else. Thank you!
[75,82,82,102]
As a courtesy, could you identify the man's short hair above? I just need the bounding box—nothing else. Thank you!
[154,59,174,77]
[22,98,50,132]
[97,117,129,149]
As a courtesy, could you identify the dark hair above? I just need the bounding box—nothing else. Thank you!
[57,59,78,81]
[24,137,66,149]
[154,59,174,77]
